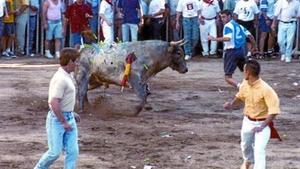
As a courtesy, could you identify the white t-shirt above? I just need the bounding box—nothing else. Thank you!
[274,0,300,22]
[48,67,76,112]
[176,0,200,18]
[0,0,5,17]
[199,0,220,19]
[99,0,113,21]
[233,0,260,21]
[148,0,165,18]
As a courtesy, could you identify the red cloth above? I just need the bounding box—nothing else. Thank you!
[120,53,137,86]
[269,121,282,141]
[65,2,92,33]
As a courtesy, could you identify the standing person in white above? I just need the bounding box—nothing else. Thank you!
[199,0,220,56]
[233,0,259,57]
[148,0,166,40]
[99,0,114,45]
[176,0,200,60]
[271,0,300,63]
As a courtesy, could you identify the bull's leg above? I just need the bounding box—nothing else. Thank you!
[75,66,90,113]
[129,74,148,115]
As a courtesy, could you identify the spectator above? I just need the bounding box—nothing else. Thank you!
[148,0,165,40]
[99,0,114,45]
[176,0,200,60]
[166,0,180,41]
[43,0,65,59]
[65,0,93,50]
[272,0,300,63]
[118,0,141,42]
[29,0,39,57]
[233,0,259,57]
[1,0,14,59]
[258,0,275,58]
[15,0,29,55]
[199,0,220,57]
[86,0,100,36]
[223,0,236,12]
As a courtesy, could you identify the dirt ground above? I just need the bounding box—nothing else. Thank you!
[0,56,299,169]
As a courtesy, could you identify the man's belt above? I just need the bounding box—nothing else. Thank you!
[247,116,282,141]
[201,16,217,20]
[280,20,296,24]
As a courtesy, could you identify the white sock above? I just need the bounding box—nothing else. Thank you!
[45,50,51,55]
[6,48,11,52]
[55,51,60,58]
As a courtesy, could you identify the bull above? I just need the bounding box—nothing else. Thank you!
[75,40,188,115]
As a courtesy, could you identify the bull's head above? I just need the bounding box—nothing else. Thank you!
[168,40,188,74]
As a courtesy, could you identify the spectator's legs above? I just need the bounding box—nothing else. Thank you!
[191,17,199,56]
[170,15,180,41]
[122,24,130,42]
[29,15,37,54]
[102,21,114,45]
[259,31,267,54]
[267,30,276,52]
[182,17,192,56]
[16,13,28,54]
[89,6,99,36]
[0,18,3,52]
[200,23,209,56]
[285,22,296,62]
[209,20,217,55]
[277,22,287,61]
[129,24,138,42]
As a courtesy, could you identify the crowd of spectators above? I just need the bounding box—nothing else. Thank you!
[0,0,300,62]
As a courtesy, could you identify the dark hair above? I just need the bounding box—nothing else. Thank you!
[59,48,80,66]
[220,10,232,16]
[245,59,260,76]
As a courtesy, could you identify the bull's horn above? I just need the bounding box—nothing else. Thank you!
[179,40,188,46]
[170,39,184,46]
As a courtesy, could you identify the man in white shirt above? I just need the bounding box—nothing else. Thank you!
[233,0,259,56]
[99,0,114,45]
[271,0,300,63]
[176,0,200,60]
[148,0,166,40]
[199,0,220,56]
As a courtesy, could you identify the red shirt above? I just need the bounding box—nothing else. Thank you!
[65,2,92,33]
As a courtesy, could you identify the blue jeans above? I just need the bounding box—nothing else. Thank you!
[182,17,199,56]
[89,6,99,35]
[29,15,37,53]
[34,111,79,169]
[16,12,29,51]
[277,21,296,60]
[122,23,138,42]
[0,18,3,37]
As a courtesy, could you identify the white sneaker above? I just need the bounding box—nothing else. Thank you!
[45,51,53,59]
[55,52,60,59]
[285,57,291,63]
[281,54,285,61]
[184,55,191,60]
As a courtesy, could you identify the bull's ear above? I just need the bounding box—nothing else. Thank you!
[168,46,174,53]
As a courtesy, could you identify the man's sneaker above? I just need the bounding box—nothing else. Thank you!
[281,54,285,61]
[45,52,54,59]
[7,51,17,58]
[2,51,12,59]
[184,55,191,60]
[30,53,35,57]
[285,58,291,63]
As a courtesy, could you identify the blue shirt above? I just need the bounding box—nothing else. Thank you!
[223,19,250,49]
[118,0,140,24]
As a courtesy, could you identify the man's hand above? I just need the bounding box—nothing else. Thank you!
[175,21,180,31]
[252,126,264,133]
[63,121,72,131]
[44,23,48,30]
[208,35,216,41]
[199,17,205,25]
[74,112,81,123]
[271,23,276,31]
[223,102,232,110]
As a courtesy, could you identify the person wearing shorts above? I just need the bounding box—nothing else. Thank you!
[43,0,64,59]
[208,10,257,88]
[1,0,14,59]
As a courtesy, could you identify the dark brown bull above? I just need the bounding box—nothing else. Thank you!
[75,40,187,115]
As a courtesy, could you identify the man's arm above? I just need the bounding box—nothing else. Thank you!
[42,1,49,29]
[49,98,72,131]
[175,11,182,30]
[223,97,244,110]
[247,34,258,52]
